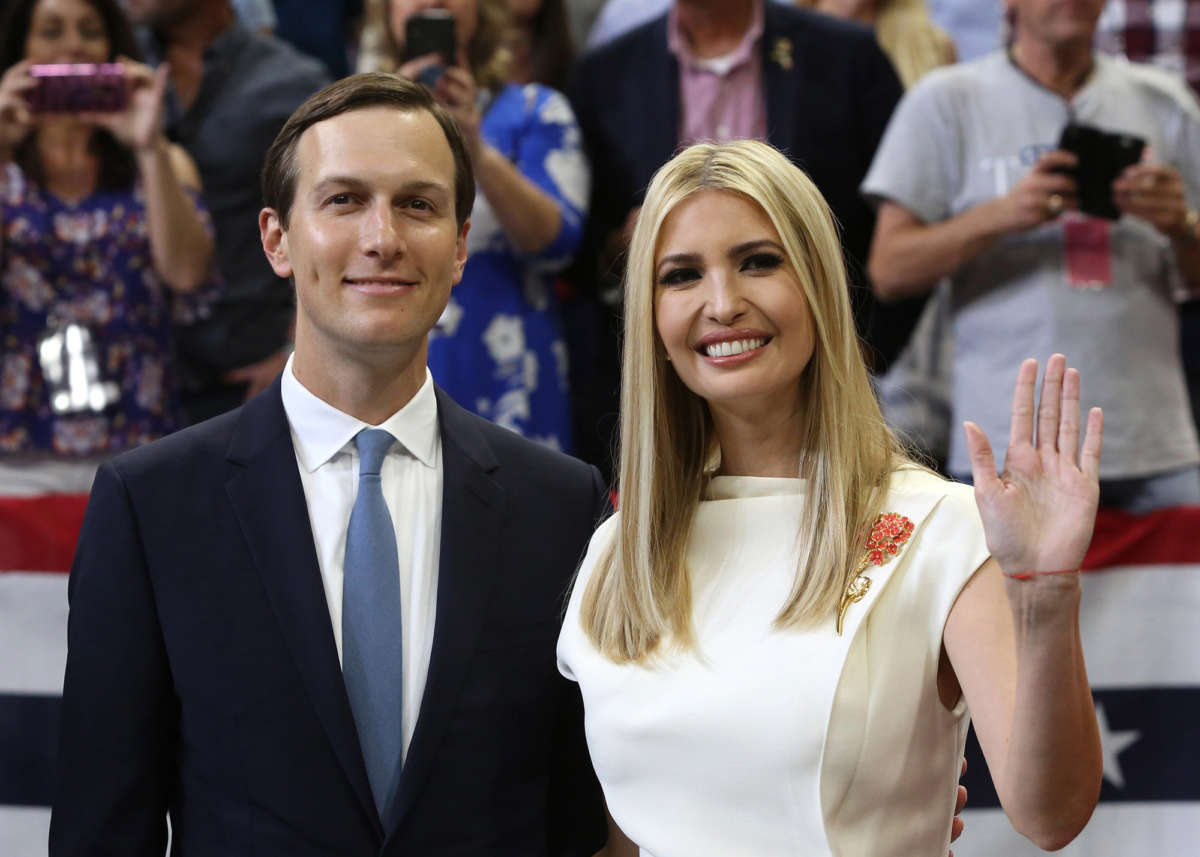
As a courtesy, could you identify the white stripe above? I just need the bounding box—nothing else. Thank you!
[961,803,1200,856]
[0,806,50,857]
[1080,564,1200,687]
[0,573,67,695]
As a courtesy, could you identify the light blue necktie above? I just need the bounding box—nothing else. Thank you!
[342,428,404,826]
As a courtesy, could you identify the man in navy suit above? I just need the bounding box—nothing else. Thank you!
[565,0,921,475]
[50,74,607,857]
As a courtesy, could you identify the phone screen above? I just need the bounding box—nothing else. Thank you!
[1057,123,1146,220]
[404,11,456,65]
[28,63,128,114]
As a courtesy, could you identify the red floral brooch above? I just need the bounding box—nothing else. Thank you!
[837,513,915,635]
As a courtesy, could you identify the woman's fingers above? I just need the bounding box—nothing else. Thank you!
[964,420,1002,495]
[1080,407,1104,482]
[1057,367,1081,465]
[1036,353,1065,451]
[1009,357,1038,449]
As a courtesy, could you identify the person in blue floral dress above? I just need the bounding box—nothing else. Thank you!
[361,0,589,452]
[0,0,214,469]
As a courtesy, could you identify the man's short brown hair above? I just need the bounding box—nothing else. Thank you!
[261,73,476,229]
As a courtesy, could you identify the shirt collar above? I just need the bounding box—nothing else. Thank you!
[280,354,440,472]
[667,0,764,73]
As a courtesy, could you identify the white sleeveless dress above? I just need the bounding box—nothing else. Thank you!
[556,468,990,857]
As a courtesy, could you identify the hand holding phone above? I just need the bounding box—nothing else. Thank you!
[0,60,37,153]
[1112,162,1191,238]
[1057,122,1146,220]
[403,10,456,88]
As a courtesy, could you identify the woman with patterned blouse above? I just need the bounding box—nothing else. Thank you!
[0,0,213,484]
[359,0,589,452]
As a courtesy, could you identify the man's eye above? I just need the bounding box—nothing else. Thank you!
[326,193,353,206]
[658,267,700,287]
[742,252,783,272]
[408,198,432,211]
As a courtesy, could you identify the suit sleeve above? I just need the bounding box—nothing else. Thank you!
[545,463,609,857]
[49,462,176,857]
[565,56,626,297]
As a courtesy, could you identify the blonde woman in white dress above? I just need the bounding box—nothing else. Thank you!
[556,139,1103,857]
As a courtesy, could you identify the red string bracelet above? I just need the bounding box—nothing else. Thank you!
[1002,568,1080,581]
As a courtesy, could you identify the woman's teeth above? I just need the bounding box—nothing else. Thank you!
[704,338,765,358]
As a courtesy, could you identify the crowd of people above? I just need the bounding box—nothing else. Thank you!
[26,0,1200,855]
[2,0,1198,507]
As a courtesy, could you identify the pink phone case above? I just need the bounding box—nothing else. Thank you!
[28,63,128,114]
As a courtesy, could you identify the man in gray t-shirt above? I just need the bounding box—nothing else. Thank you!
[862,0,1200,511]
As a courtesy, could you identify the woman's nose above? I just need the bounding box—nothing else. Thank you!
[705,273,748,324]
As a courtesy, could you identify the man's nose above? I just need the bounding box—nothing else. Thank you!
[362,204,405,261]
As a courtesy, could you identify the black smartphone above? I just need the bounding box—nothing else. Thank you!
[1057,122,1146,220]
[27,63,128,114]
[404,10,456,64]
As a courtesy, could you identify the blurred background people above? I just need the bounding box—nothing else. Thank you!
[798,0,955,87]
[0,0,213,492]
[505,0,573,90]
[125,0,328,424]
[359,0,589,451]
[801,0,957,467]
[1096,0,1200,97]
[864,0,1200,512]
[566,0,911,480]
[272,0,363,78]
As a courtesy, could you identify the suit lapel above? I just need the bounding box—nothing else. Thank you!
[387,390,507,832]
[636,16,681,196]
[224,382,382,840]
[762,4,803,156]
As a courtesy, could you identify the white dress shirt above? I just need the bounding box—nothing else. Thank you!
[280,356,443,763]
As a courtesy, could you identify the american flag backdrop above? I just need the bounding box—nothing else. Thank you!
[1,484,1198,856]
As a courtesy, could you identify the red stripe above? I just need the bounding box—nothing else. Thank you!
[0,494,89,573]
[1083,505,1200,570]
[2,496,1198,575]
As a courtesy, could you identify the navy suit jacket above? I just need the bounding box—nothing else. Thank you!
[49,380,608,856]
[568,3,922,370]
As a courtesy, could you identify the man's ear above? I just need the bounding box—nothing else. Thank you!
[260,208,293,278]
[452,219,471,286]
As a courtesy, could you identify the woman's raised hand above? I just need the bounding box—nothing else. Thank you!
[0,61,36,157]
[87,59,168,153]
[963,354,1103,576]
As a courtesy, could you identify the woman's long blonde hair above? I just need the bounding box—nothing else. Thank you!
[581,140,908,663]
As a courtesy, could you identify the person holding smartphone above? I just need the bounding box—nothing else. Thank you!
[864,0,1200,512]
[358,0,589,453]
[0,0,213,488]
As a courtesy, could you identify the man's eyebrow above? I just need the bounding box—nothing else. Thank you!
[308,177,452,197]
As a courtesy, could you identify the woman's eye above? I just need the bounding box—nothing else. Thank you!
[741,252,783,272]
[659,267,700,287]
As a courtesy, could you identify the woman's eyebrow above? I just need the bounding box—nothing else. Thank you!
[657,252,703,274]
[728,239,784,258]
